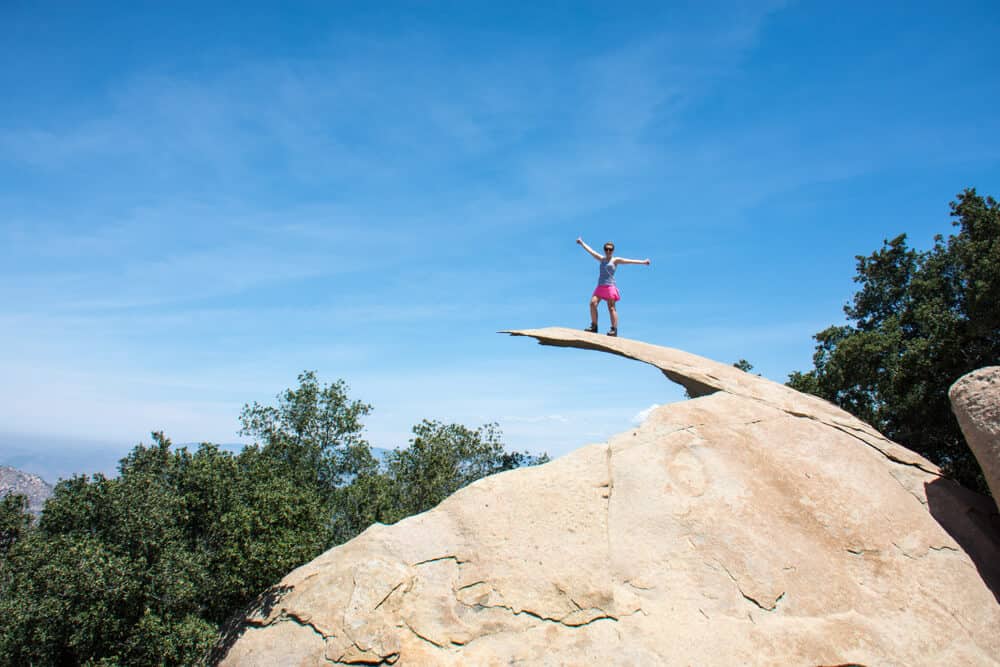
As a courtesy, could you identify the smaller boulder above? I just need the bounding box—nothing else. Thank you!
[949,367,1000,506]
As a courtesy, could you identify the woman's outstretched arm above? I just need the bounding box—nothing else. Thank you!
[576,237,603,261]
[615,257,651,265]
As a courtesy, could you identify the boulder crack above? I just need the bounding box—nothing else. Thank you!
[456,580,488,592]
[718,562,784,612]
[781,408,938,476]
[329,649,401,666]
[282,611,330,639]
[929,545,959,553]
[272,611,345,665]
[373,582,405,611]
[893,542,959,559]
[403,620,446,649]
[846,547,879,557]
[624,580,654,591]
[605,443,615,569]
[412,555,466,567]
[459,600,619,628]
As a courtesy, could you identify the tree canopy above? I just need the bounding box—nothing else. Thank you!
[0,373,548,666]
[788,188,999,494]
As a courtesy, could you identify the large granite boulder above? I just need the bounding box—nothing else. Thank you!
[950,366,1000,506]
[218,328,1000,666]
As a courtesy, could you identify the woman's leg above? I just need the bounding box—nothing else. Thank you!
[607,300,618,330]
[589,295,600,327]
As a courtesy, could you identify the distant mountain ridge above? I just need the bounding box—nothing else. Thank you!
[0,465,54,515]
[0,431,131,482]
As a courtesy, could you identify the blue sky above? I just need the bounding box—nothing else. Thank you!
[2,1,998,481]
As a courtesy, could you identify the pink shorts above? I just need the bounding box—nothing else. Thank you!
[592,285,621,301]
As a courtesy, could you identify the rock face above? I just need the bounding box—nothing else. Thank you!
[219,328,1000,666]
[0,465,53,515]
[950,366,1000,505]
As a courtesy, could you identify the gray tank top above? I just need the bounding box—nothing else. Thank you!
[598,259,616,286]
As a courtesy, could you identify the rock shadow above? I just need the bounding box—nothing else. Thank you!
[208,584,294,665]
[924,477,1000,603]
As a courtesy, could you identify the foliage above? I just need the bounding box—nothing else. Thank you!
[0,436,222,665]
[0,373,548,665]
[788,188,999,494]
[0,493,31,557]
[238,370,374,491]
[378,420,549,524]
[733,359,762,375]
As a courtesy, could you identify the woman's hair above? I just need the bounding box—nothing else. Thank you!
[604,242,615,251]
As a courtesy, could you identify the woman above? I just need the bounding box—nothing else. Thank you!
[576,237,651,337]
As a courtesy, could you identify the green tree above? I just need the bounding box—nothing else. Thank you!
[0,430,333,665]
[788,188,999,494]
[379,420,549,523]
[238,370,375,492]
[237,370,381,549]
[0,372,551,665]
[0,493,31,557]
[0,436,220,665]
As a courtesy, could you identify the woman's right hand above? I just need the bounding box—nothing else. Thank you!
[576,237,583,245]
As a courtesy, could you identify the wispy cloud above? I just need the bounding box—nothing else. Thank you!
[632,404,662,425]
[1,5,794,220]
[7,1,898,472]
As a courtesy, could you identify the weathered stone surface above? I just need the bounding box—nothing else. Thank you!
[219,328,1000,666]
[950,366,1000,505]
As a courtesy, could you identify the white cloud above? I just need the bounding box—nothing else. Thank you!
[632,404,662,425]
[0,5,806,462]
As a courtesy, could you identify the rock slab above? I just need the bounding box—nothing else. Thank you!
[219,328,1000,666]
[950,366,1000,506]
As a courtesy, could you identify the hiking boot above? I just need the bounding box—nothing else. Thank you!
[607,328,618,337]
[584,323,598,333]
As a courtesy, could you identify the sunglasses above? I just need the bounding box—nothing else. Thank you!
[604,247,614,252]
